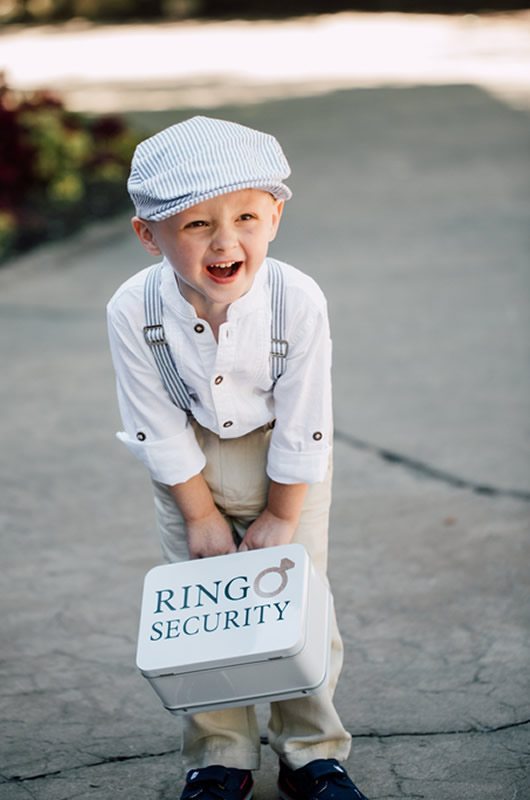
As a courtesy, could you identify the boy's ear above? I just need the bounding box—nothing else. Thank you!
[131,217,162,256]
[269,199,285,242]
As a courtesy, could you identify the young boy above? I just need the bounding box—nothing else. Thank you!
[107,116,369,800]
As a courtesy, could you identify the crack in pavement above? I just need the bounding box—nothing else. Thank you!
[347,717,530,739]
[334,429,530,502]
[5,720,529,785]
[4,747,181,784]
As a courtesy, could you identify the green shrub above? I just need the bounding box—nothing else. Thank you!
[0,76,141,263]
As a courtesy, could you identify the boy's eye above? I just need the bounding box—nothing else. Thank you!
[239,213,255,221]
[185,220,208,229]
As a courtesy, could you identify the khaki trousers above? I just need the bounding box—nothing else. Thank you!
[152,423,351,770]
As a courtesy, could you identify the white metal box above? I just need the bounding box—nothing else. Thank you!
[136,544,331,714]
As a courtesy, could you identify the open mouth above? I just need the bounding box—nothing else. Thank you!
[206,261,242,279]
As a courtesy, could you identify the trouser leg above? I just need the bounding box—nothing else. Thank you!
[151,474,261,771]
[180,707,261,770]
[266,467,352,769]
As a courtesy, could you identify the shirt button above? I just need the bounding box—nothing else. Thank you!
[312,431,323,441]
[214,375,223,385]
[194,323,205,333]
[136,431,146,441]
[223,420,233,428]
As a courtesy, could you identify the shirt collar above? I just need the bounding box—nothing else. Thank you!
[160,258,197,319]
[227,260,268,320]
[160,257,269,322]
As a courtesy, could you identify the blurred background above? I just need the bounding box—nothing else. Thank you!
[1,1,529,262]
[0,0,527,23]
[0,0,529,23]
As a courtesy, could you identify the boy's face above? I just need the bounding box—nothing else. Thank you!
[133,189,284,315]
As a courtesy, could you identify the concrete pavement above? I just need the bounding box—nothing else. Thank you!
[1,85,529,799]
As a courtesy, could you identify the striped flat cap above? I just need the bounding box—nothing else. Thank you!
[128,116,292,221]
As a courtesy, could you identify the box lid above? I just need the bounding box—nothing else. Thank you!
[136,544,312,678]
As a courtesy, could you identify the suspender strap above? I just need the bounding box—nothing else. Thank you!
[143,263,192,412]
[268,259,289,383]
[142,259,288,412]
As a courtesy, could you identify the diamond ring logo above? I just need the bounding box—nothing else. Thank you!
[253,557,295,598]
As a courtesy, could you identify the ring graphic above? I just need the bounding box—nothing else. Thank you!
[254,558,295,598]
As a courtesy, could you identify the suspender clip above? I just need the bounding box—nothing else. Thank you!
[271,338,289,358]
[143,324,167,347]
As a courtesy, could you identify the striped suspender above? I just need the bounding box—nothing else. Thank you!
[268,259,289,383]
[143,263,193,412]
[143,260,287,412]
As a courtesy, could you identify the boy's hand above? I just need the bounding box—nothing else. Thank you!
[186,508,237,559]
[239,508,296,551]
[168,472,236,559]
[239,481,309,552]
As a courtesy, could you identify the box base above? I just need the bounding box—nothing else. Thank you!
[156,653,329,716]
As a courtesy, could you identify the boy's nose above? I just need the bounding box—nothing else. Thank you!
[211,224,238,252]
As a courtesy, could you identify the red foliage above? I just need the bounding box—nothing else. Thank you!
[0,75,139,261]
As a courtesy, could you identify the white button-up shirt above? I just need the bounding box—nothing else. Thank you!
[107,257,332,486]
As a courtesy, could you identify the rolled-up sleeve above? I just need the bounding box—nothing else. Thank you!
[107,296,206,485]
[267,285,332,485]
